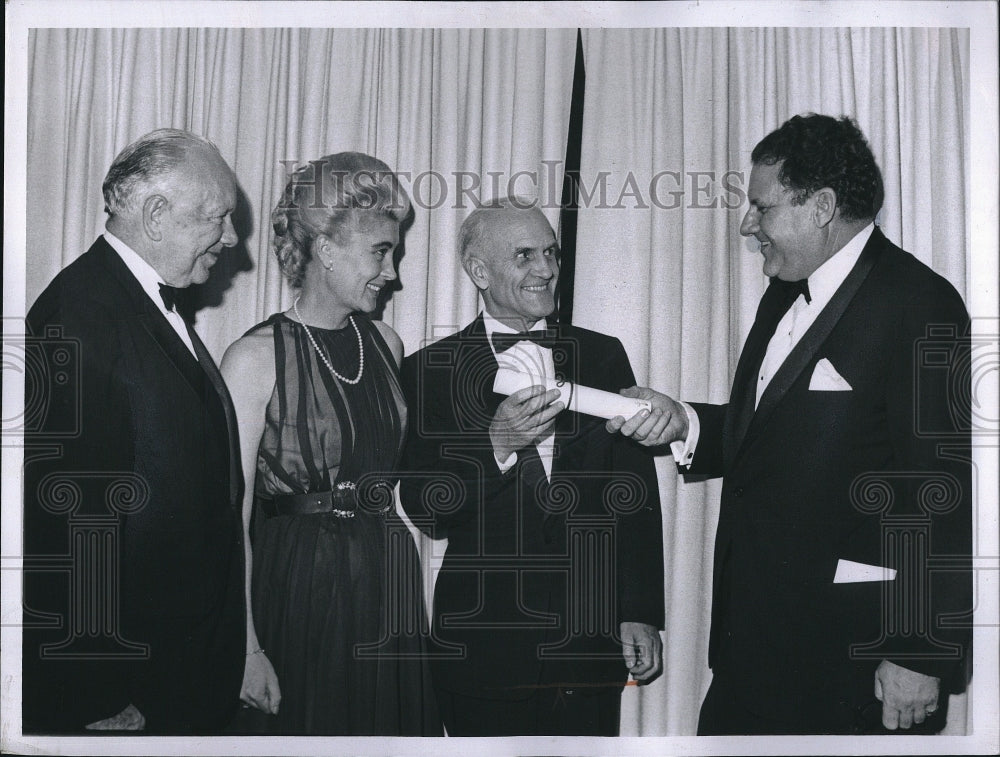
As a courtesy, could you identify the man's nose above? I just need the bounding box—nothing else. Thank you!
[220,215,238,247]
[531,256,556,278]
[739,208,757,237]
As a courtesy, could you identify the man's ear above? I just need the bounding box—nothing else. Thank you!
[463,255,490,292]
[142,194,168,242]
[812,187,837,228]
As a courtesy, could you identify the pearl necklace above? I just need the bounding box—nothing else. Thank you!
[292,296,364,385]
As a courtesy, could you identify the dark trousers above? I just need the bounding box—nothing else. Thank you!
[698,671,949,735]
[439,686,621,736]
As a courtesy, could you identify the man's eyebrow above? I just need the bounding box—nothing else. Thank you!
[513,244,535,256]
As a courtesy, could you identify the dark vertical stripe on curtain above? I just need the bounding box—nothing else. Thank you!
[557,30,585,326]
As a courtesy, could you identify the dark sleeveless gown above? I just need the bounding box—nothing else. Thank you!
[246,312,440,735]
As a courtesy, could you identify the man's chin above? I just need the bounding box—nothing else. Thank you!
[520,298,555,320]
[192,259,218,284]
[761,263,782,279]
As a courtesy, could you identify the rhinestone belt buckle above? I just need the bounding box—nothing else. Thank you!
[332,481,357,518]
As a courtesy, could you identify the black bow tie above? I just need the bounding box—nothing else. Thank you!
[491,328,558,354]
[158,283,181,312]
[792,279,812,304]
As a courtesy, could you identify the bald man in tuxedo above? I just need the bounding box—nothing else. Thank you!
[400,199,665,736]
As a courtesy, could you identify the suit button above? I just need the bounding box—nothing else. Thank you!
[733,487,744,497]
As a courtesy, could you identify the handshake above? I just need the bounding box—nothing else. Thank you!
[606,386,690,447]
[489,379,688,460]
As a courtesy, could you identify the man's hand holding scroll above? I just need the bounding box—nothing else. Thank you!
[606,386,689,447]
[490,385,564,462]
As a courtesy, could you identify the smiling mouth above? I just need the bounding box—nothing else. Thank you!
[521,284,550,292]
[758,240,771,253]
[366,282,383,294]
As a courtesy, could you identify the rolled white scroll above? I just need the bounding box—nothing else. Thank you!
[493,366,652,421]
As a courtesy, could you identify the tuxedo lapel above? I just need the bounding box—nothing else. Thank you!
[187,323,242,505]
[138,311,207,395]
[459,316,503,427]
[550,322,578,443]
[724,281,799,469]
[469,315,559,522]
[735,230,886,463]
[95,238,239,509]
[97,240,206,397]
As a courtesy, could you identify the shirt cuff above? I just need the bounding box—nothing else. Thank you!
[669,401,699,467]
[495,449,518,473]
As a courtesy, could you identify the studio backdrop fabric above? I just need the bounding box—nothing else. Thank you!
[26,25,969,736]
[27,27,577,358]
[574,26,969,735]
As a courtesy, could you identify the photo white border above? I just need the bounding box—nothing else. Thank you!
[4,2,997,755]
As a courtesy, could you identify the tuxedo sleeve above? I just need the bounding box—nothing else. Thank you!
[683,402,728,478]
[23,294,135,729]
[398,346,520,538]
[882,278,972,689]
[605,339,666,629]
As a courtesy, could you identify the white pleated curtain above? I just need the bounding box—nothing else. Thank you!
[27,27,576,358]
[575,27,969,735]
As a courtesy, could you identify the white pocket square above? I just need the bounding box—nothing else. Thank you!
[833,559,896,583]
[809,358,852,391]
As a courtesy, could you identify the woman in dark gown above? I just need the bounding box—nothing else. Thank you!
[221,153,440,735]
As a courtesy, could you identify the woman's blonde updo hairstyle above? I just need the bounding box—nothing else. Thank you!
[271,152,411,287]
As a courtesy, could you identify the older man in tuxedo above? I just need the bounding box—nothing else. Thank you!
[610,114,972,734]
[400,199,664,736]
[23,129,248,734]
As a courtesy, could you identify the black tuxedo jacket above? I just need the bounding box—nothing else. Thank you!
[687,229,972,722]
[399,316,664,701]
[22,237,246,733]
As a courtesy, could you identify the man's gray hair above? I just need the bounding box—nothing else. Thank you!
[102,128,220,216]
[459,196,541,262]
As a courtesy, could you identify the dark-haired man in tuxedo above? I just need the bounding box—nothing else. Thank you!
[400,199,664,735]
[23,129,248,734]
[610,114,972,734]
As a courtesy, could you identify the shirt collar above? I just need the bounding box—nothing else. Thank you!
[104,230,172,312]
[482,309,544,338]
[805,223,875,305]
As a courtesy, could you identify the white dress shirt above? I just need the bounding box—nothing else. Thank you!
[672,223,875,466]
[483,310,556,480]
[104,231,197,357]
